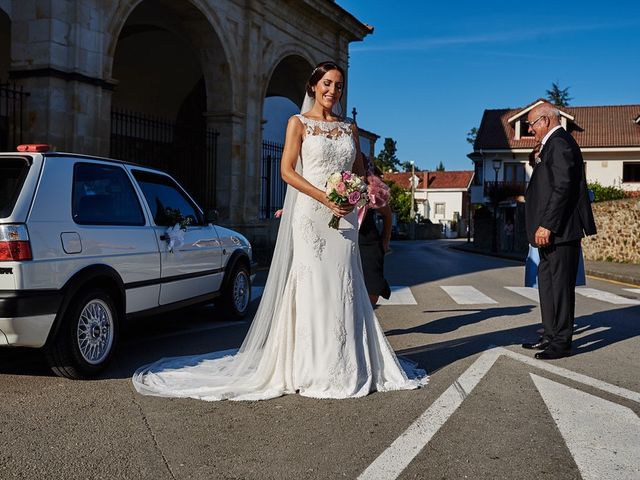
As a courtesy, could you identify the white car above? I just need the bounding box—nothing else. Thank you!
[0,144,253,379]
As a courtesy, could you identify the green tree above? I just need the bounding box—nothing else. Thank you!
[400,161,413,172]
[466,127,478,145]
[375,137,401,173]
[436,161,445,172]
[385,180,415,224]
[545,82,572,107]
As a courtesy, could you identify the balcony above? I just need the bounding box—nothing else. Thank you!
[484,181,527,201]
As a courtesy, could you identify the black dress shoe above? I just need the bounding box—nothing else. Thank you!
[522,339,550,350]
[535,349,571,360]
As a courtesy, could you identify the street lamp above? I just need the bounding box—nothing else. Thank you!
[491,158,502,252]
[409,161,416,239]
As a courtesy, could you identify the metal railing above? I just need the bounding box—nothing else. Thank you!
[110,109,219,212]
[260,140,286,219]
[0,81,30,151]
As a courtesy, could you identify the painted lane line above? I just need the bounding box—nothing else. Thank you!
[498,347,640,404]
[359,347,640,480]
[505,286,540,303]
[576,287,640,305]
[357,349,501,480]
[531,374,640,480]
[440,286,498,305]
[377,286,418,305]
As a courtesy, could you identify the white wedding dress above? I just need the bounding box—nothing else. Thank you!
[132,114,428,401]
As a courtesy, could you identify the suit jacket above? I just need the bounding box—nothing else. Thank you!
[525,128,597,245]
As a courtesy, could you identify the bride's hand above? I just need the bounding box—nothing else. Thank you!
[324,198,354,217]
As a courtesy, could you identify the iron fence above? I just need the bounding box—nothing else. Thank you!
[0,81,30,151]
[110,109,219,212]
[260,140,286,219]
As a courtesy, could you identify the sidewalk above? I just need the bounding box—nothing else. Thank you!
[449,240,640,286]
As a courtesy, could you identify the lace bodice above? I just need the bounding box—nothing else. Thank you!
[296,115,356,188]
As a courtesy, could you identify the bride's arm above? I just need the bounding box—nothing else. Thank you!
[280,116,353,217]
[350,123,365,177]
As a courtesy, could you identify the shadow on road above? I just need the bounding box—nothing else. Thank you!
[397,304,640,374]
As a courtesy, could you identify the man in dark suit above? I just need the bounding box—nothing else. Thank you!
[523,102,597,359]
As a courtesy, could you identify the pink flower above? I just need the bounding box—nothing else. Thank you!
[342,171,352,181]
[348,191,361,205]
[336,182,346,195]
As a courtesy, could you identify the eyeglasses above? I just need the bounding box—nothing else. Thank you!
[527,115,546,128]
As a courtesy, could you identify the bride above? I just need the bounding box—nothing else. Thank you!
[133,61,428,401]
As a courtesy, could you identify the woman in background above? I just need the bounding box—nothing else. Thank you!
[358,155,392,306]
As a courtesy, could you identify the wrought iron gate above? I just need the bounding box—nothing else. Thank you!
[0,81,29,151]
[110,109,219,212]
[260,140,286,219]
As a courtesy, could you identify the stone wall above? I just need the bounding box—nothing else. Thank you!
[582,198,640,264]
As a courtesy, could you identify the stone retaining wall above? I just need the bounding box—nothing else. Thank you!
[582,198,640,264]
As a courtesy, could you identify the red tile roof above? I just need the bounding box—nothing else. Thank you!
[474,104,640,150]
[383,171,474,190]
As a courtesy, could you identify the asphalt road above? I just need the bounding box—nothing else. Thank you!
[1,239,638,480]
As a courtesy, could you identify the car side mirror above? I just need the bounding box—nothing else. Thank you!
[206,209,219,224]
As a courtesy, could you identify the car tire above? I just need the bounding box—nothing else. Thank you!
[220,263,251,319]
[45,288,119,379]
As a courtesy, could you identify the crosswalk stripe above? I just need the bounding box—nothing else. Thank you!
[440,286,498,305]
[531,374,640,480]
[505,286,539,303]
[377,286,417,305]
[576,287,640,305]
[623,288,640,295]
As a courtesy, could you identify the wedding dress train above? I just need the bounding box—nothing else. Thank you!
[132,114,428,401]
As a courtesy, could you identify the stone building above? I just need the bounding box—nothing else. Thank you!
[0,0,371,256]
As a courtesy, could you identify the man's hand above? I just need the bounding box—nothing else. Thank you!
[535,226,552,247]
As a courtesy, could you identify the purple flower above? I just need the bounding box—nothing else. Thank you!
[348,191,361,205]
[342,171,352,181]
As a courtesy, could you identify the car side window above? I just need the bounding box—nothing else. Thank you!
[72,163,145,226]
[132,170,203,227]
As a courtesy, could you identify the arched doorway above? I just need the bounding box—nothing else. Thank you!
[260,55,313,218]
[109,0,231,213]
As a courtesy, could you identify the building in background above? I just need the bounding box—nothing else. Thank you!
[383,170,474,237]
[0,0,371,259]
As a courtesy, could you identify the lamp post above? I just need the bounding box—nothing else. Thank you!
[409,161,416,239]
[491,158,502,252]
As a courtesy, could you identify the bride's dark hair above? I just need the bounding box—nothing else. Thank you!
[305,61,345,98]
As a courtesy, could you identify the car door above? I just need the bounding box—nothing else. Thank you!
[130,169,223,306]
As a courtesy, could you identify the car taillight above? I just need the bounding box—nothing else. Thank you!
[0,225,33,261]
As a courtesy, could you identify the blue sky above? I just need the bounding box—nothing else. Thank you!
[335,1,640,172]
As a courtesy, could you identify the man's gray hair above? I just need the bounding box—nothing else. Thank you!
[537,103,560,118]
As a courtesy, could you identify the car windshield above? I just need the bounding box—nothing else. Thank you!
[0,157,30,218]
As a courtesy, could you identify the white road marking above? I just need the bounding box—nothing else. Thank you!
[623,288,640,295]
[576,287,640,305]
[531,374,640,480]
[505,286,540,303]
[377,286,418,305]
[358,349,501,480]
[440,286,498,305]
[359,347,640,480]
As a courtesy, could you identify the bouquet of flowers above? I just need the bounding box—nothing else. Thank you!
[325,171,368,229]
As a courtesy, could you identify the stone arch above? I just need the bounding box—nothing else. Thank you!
[106,0,234,212]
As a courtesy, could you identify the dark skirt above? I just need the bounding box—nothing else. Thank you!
[358,210,391,299]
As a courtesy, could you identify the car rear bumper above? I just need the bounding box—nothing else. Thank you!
[0,290,62,347]
[0,314,56,347]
